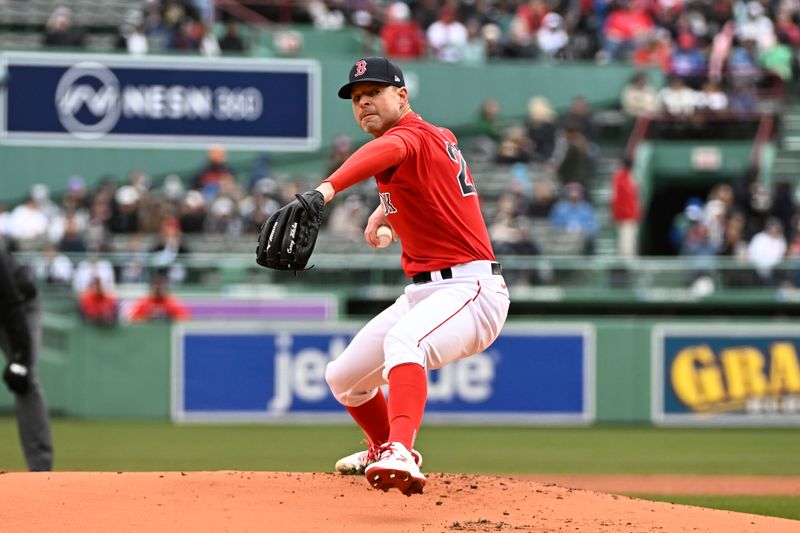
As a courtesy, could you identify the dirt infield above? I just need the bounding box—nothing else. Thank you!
[2,472,799,532]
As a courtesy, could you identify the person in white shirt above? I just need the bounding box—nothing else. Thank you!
[537,12,569,59]
[426,4,468,62]
[747,217,787,284]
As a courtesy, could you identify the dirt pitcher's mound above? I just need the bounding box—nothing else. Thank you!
[1,471,798,533]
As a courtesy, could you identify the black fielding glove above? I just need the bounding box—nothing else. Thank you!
[256,190,325,271]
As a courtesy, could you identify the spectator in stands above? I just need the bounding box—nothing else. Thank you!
[600,0,654,62]
[658,75,697,116]
[515,0,550,39]
[620,71,659,118]
[681,219,718,294]
[632,30,672,72]
[747,217,788,285]
[537,12,570,60]
[561,96,598,145]
[31,244,74,286]
[703,199,728,251]
[769,181,797,243]
[426,3,469,62]
[78,276,119,328]
[759,32,794,82]
[694,81,729,115]
[776,9,800,47]
[481,23,506,60]
[551,122,594,192]
[610,157,641,258]
[58,213,88,254]
[495,124,536,164]
[737,1,776,53]
[150,217,190,283]
[128,275,191,322]
[219,21,246,53]
[108,185,141,234]
[470,98,501,161]
[460,18,489,65]
[72,254,115,295]
[718,211,752,287]
[6,192,49,248]
[527,178,558,220]
[116,9,149,55]
[669,32,708,82]
[65,175,90,210]
[178,190,207,234]
[192,144,235,199]
[670,197,704,253]
[42,6,86,48]
[550,182,598,254]
[727,39,762,87]
[161,174,186,209]
[526,96,558,160]
[489,194,539,256]
[381,2,427,59]
[414,0,442,30]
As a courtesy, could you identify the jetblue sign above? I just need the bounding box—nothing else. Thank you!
[172,322,594,424]
[1,53,320,150]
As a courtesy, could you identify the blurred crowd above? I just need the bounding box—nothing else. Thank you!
[0,144,311,321]
[42,0,240,56]
[671,175,800,292]
[17,0,799,296]
[38,0,799,86]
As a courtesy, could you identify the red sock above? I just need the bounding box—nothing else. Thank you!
[387,363,427,451]
[346,388,390,446]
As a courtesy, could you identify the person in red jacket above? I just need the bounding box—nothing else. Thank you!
[78,276,118,327]
[610,156,642,258]
[128,275,190,322]
[380,2,426,59]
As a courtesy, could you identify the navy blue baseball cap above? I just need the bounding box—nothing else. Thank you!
[338,57,405,99]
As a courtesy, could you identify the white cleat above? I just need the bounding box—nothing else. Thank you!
[335,444,422,475]
[364,442,426,496]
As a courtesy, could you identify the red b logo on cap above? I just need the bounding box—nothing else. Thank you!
[354,60,367,77]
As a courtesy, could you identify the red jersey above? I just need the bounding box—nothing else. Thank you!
[326,114,495,276]
[129,295,191,322]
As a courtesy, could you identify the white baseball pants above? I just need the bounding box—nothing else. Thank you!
[326,260,510,407]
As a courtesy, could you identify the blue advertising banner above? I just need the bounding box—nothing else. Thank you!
[652,324,800,425]
[0,52,320,150]
[172,322,594,424]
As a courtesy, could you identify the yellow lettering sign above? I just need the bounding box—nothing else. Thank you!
[671,345,725,409]
[721,347,767,400]
[769,343,800,395]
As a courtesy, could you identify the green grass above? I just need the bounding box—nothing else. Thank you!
[1,419,798,476]
[629,495,800,521]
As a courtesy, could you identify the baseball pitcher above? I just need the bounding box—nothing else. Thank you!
[257,57,510,495]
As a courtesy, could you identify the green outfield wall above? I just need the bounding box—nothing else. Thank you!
[0,57,647,204]
[3,315,797,425]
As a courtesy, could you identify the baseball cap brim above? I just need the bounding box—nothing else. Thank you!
[338,78,402,99]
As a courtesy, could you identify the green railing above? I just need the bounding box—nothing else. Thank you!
[20,251,800,298]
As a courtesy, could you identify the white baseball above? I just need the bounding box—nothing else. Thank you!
[376,225,393,248]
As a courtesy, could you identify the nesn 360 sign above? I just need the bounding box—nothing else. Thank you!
[1,52,320,150]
